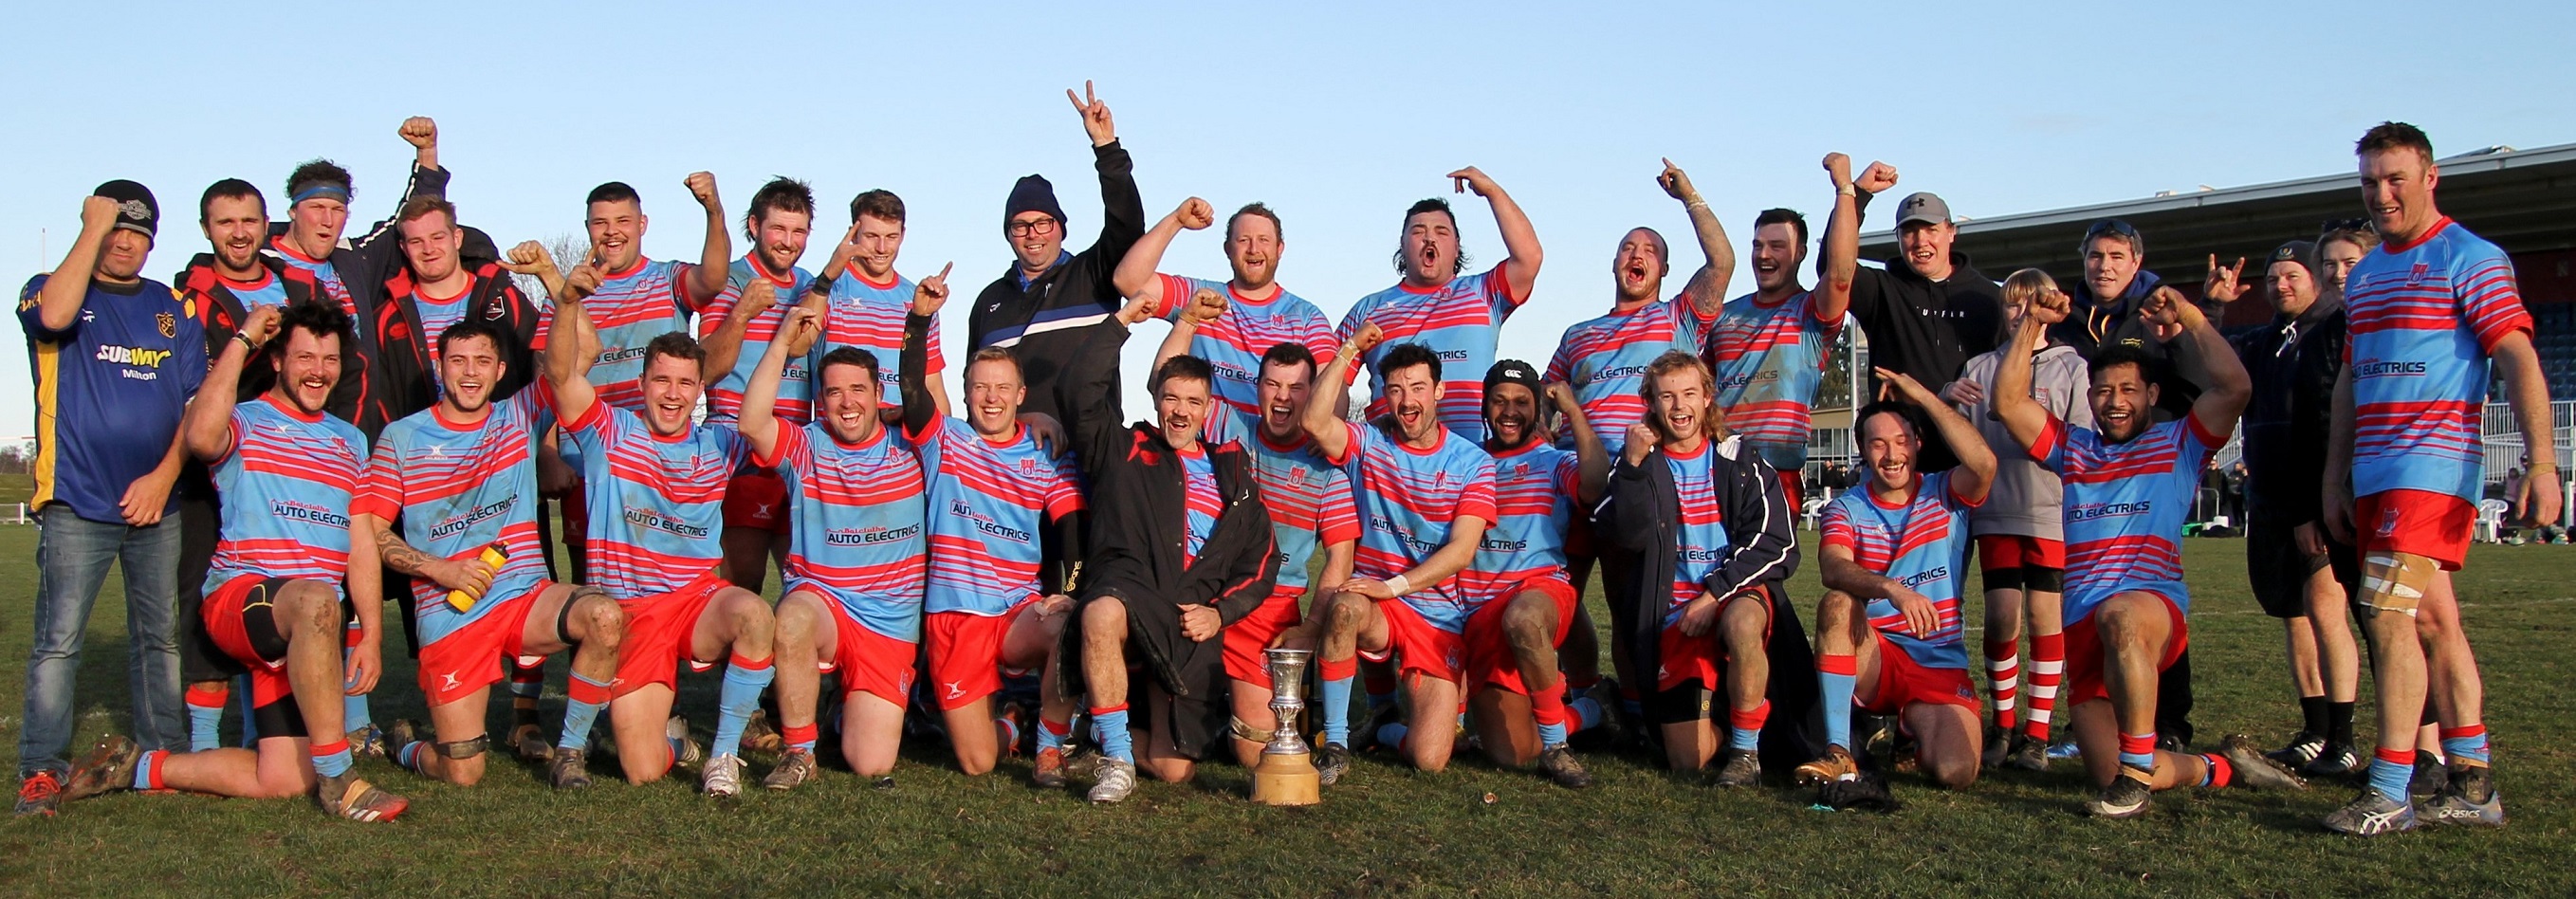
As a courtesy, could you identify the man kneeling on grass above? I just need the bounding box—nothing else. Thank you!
[64,303,408,821]
[1991,281,2304,817]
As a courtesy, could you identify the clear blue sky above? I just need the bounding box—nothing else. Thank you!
[5,1,2567,438]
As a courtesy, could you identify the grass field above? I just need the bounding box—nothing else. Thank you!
[0,523,2571,896]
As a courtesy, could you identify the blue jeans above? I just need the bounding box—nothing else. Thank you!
[18,507,184,777]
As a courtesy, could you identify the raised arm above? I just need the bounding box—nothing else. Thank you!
[543,266,605,428]
[499,240,569,301]
[183,305,280,462]
[1306,321,1384,461]
[1816,154,1875,325]
[1546,381,1610,508]
[1992,287,2069,456]
[681,172,731,306]
[34,197,126,331]
[1658,158,1732,316]
[346,118,451,258]
[2142,285,2251,438]
[1451,166,1541,300]
[1067,82,1145,266]
[699,278,775,387]
[1879,368,1995,505]
[739,304,819,461]
[899,263,955,439]
[1113,197,1214,315]
[1152,286,1226,375]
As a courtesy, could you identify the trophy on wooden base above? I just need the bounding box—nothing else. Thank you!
[1249,648,1320,806]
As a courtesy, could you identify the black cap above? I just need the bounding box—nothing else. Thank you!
[1004,174,1067,226]
[2272,240,2318,279]
[1483,358,1541,395]
[92,179,158,240]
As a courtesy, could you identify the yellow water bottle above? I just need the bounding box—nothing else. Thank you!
[447,541,508,612]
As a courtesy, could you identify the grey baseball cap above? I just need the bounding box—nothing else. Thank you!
[1894,192,1951,227]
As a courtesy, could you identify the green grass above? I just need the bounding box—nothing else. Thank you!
[2,524,2572,896]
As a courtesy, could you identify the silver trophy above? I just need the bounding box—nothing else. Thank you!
[1250,647,1320,805]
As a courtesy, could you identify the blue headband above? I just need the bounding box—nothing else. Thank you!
[289,184,350,206]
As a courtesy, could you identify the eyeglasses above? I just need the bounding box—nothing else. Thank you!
[1005,218,1059,237]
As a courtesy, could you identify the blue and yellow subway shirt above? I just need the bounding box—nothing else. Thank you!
[18,273,206,523]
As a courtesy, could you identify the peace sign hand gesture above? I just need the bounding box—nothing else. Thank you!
[1067,81,1115,147]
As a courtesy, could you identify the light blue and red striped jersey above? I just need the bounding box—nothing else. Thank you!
[1818,472,1979,670]
[205,396,369,596]
[222,269,289,313]
[563,398,745,599]
[535,258,703,415]
[763,422,929,641]
[1463,440,1579,603]
[2343,217,2531,505]
[816,267,939,418]
[354,393,554,641]
[2033,415,2220,624]
[1337,266,1523,438]
[1205,411,1360,597]
[267,236,354,318]
[1663,439,1731,625]
[1547,294,1716,454]
[1327,420,1499,633]
[1152,275,1336,417]
[1177,442,1223,564]
[911,419,1086,616]
[1708,291,1845,472]
[701,254,816,426]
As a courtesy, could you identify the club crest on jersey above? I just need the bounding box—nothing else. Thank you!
[2407,263,2430,287]
[156,311,176,339]
[1020,457,1039,475]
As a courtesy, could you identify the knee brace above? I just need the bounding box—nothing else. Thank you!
[435,734,489,760]
[559,586,614,644]
[2024,566,2064,596]
[1649,684,1715,726]
[2358,553,2436,618]
[1981,566,2026,595]
[1229,715,1274,744]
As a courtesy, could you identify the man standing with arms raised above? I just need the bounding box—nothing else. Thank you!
[266,118,451,433]
[1115,197,1336,419]
[1340,167,1543,439]
[2324,122,2558,835]
[1711,157,1853,512]
[966,82,1145,440]
[1817,159,2002,407]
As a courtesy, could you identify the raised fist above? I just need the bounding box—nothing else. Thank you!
[79,194,120,232]
[397,117,438,150]
[501,240,557,276]
[685,172,720,211]
[1823,153,1852,189]
[1855,161,1900,195]
[1175,196,1215,230]
[736,279,778,320]
[1345,321,1387,356]
[238,304,284,349]
[1624,422,1660,467]
[2028,287,2072,325]
[1183,285,1227,325]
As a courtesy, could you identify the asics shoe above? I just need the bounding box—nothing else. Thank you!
[64,736,140,801]
[1088,758,1138,804]
[2323,789,2419,835]
[317,771,408,822]
[1537,745,1592,789]
[2420,765,2505,828]
[2219,734,2309,791]
[549,746,595,790]
[763,749,819,791]
[702,753,745,798]
[2087,767,2154,819]
[1713,748,1762,788]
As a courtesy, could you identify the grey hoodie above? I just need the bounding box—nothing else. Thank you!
[1954,342,2091,540]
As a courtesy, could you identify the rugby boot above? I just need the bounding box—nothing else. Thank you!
[1031,747,1070,789]
[1536,745,1592,789]
[1979,725,2010,771]
[2265,730,2325,769]
[763,749,819,792]
[1794,746,1861,786]
[64,736,140,802]
[666,716,707,770]
[1713,748,1762,788]
[2420,765,2505,827]
[317,770,409,822]
[13,771,63,817]
[2219,734,2309,791]
[347,724,388,759]
[2004,734,2052,772]
[2408,751,2449,804]
[1088,759,1138,804]
[2324,790,2420,835]
[2301,742,2363,780]
[1316,743,1353,786]
[2086,766,2154,819]
[702,754,745,798]
[548,747,595,790]
[740,708,785,755]
[510,722,553,763]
